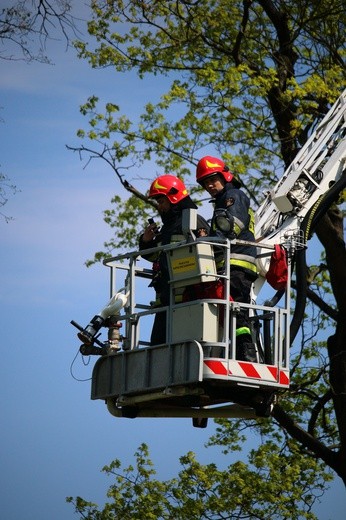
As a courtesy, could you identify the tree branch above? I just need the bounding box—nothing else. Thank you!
[291,279,338,321]
[66,144,157,208]
[307,389,333,436]
[272,404,340,474]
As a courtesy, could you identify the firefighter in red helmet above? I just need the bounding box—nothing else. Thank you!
[147,174,189,203]
[196,156,258,362]
[139,174,209,346]
[196,156,240,186]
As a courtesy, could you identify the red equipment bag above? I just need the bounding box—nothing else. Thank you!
[182,279,234,327]
[182,279,234,302]
[266,244,288,290]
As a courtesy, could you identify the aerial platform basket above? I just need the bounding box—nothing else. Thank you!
[87,237,291,423]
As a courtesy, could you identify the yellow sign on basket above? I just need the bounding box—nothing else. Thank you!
[171,256,197,273]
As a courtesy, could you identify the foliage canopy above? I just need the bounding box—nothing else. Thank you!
[67,442,331,519]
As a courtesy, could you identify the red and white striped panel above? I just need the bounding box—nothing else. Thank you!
[203,359,290,388]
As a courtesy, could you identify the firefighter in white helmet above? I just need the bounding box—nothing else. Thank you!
[196,156,258,362]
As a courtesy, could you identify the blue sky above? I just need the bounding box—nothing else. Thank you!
[0,6,345,519]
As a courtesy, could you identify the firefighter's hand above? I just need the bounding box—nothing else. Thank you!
[142,223,158,243]
[197,228,208,237]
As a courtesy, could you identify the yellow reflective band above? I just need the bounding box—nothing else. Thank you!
[248,208,255,234]
[215,258,257,273]
[236,327,251,336]
[234,223,241,235]
[230,259,257,273]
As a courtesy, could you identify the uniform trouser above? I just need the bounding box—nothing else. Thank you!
[150,284,184,346]
[229,269,257,359]
[149,284,169,346]
[150,310,167,346]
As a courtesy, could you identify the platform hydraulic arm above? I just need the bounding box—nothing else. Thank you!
[254,88,346,299]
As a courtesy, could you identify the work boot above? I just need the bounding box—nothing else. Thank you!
[237,342,257,362]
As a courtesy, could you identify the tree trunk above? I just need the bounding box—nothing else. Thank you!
[315,207,346,484]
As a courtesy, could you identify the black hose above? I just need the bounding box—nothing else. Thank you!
[290,171,346,344]
[264,289,285,308]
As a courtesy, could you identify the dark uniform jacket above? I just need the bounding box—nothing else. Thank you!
[210,182,257,279]
[139,199,209,305]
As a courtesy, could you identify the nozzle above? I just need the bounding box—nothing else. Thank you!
[77,315,105,345]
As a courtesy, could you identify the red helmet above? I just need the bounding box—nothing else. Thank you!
[196,156,234,185]
[148,175,189,204]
